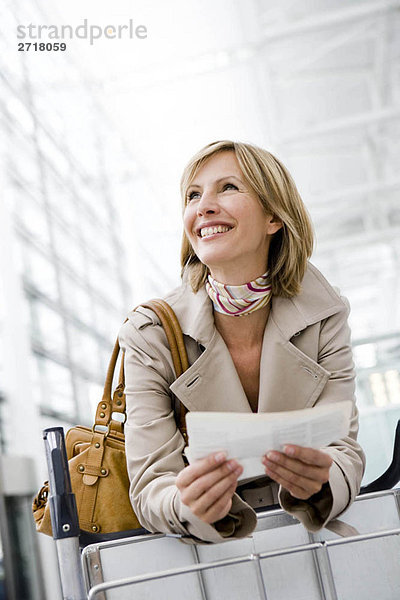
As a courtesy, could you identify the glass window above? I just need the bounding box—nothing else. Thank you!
[89,261,119,307]
[6,96,34,136]
[358,407,400,484]
[94,302,121,341]
[7,133,40,189]
[46,174,79,229]
[59,274,93,325]
[28,354,43,408]
[63,108,98,176]
[35,356,76,418]
[53,222,86,280]
[74,377,104,424]
[37,130,69,178]
[1,8,24,82]
[68,323,101,375]
[85,195,110,234]
[14,192,50,248]
[22,245,58,301]
[354,336,400,407]
[80,208,112,267]
[76,182,109,225]
[46,359,76,417]
[30,301,66,357]
[354,334,400,483]
[368,370,400,408]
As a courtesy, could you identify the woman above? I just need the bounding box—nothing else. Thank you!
[118,140,365,544]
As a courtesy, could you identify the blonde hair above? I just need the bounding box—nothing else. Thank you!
[180,140,314,297]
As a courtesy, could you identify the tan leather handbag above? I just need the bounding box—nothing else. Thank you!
[32,299,189,537]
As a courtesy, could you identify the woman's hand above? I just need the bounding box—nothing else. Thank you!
[262,445,333,500]
[176,452,243,524]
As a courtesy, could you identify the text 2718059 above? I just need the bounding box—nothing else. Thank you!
[18,42,66,51]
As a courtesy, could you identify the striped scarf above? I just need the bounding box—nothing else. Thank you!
[205,270,272,317]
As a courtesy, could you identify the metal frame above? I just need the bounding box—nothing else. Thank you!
[84,528,400,599]
[81,489,400,600]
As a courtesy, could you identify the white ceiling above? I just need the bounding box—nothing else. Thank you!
[7,0,400,340]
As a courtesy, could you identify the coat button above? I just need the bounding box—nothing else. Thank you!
[293,331,301,337]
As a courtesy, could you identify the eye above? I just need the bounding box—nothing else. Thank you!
[186,190,200,202]
[186,182,238,203]
[222,183,238,192]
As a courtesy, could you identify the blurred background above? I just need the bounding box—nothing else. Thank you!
[0,0,399,597]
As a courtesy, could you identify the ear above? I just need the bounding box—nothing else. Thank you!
[266,215,283,235]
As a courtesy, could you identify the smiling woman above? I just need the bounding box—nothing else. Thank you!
[182,152,282,289]
[180,141,313,298]
[118,139,366,544]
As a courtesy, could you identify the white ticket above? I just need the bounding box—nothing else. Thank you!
[184,401,352,481]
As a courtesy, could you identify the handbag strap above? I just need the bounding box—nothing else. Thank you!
[94,299,189,441]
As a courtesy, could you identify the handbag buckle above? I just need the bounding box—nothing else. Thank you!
[92,424,110,437]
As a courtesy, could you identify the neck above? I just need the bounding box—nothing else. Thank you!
[208,264,269,286]
[214,303,271,349]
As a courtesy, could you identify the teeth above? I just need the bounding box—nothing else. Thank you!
[200,225,232,238]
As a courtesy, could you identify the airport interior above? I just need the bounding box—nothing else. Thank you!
[0,0,400,598]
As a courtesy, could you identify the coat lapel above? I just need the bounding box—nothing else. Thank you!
[167,262,346,415]
[165,279,251,413]
[169,327,252,413]
[258,263,346,412]
[257,309,331,413]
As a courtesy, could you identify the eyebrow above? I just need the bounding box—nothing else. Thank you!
[187,175,243,190]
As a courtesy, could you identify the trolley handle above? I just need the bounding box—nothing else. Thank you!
[43,427,80,540]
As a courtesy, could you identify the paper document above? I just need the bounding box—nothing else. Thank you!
[184,401,352,481]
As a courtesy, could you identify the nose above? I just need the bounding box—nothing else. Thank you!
[196,188,220,216]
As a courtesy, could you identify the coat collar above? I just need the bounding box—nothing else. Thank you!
[165,262,346,415]
[167,261,345,346]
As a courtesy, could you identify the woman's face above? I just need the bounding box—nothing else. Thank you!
[183,151,282,284]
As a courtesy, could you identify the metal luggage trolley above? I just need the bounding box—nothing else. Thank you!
[43,427,400,600]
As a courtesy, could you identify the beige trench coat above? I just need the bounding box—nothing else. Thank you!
[118,262,366,544]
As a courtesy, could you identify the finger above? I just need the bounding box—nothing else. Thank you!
[190,465,242,516]
[204,487,236,523]
[262,451,329,484]
[180,460,241,505]
[264,461,322,498]
[264,455,327,490]
[176,452,228,489]
[201,478,239,523]
[264,466,316,500]
[282,445,333,468]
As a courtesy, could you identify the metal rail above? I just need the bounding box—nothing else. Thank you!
[86,528,400,599]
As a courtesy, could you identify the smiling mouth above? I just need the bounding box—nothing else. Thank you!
[197,225,233,240]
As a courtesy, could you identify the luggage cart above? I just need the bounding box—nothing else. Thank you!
[81,490,400,600]
[43,427,400,600]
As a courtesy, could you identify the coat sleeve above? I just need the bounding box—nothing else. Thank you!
[118,316,257,544]
[278,295,366,532]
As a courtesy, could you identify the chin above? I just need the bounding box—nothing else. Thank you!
[197,249,226,263]
[198,255,235,273]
